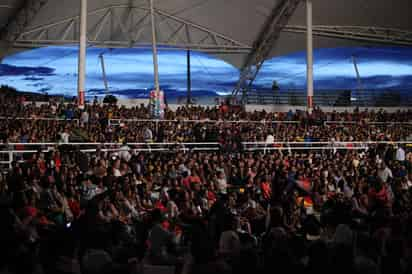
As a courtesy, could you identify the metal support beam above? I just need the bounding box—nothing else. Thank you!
[283,25,412,46]
[61,20,75,41]
[13,5,252,54]
[0,0,48,42]
[99,53,110,95]
[150,0,160,92]
[232,0,302,102]
[93,9,111,41]
[166,23,185,44]
[77,0,87,109]
[306,0,314,114]
[352,55,362,91]
[187,50,191,105]
[13,41,250,54]
[112,8,130,41]
[133,12,150,42]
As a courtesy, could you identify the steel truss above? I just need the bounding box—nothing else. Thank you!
[11,5,252,54]
[283,25,412,46]
[234,23,412,101]
[0,0,48,42]
[232,0,302,100]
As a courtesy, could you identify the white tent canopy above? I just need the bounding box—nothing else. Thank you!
[0,0,411,67]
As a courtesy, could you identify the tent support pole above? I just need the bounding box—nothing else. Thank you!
[187,49,191,105]
[77,0,87,109]
[306,0,314,114]
[150,0,160,92]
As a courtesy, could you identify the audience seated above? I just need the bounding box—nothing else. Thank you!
[0,94,412,274]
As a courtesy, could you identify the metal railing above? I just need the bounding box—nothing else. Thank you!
[1,116,411,129]
[0,116,80,126]
[323,121,412,126]
[246,89,412,107]
[1,141,411,170]
[108,118,301,126]
[1,116,411,126]
[1,116,411,125]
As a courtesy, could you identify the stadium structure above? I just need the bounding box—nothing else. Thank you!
[0,0,411,110]
[1,3,412,274]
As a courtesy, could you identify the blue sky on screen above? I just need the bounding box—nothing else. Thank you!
[0,46,411,98]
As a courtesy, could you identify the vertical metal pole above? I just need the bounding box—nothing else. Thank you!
[242,88,247,106]
[351,55,362,106]
[352,55,362,90]
[99,53,110,95]
[150,0,160,92]
[77,0,87,109]
[187,49,192,105]
[99,54,109,94]
[306,0,314,114]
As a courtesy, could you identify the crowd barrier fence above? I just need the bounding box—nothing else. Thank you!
[0,141,411,170]
[323,121,412,126]
[3,116,412,126]
[0,116,80,126]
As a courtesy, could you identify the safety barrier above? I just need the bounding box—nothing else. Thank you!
[246,89,412,107]
[108,118,301,126]
[0,116,80,126]
[323,121,412,126]
[2,116,411,127]
[0,141,410,170]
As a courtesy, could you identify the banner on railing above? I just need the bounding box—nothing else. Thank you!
[150,90,165,119]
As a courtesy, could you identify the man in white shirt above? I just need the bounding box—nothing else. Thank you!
[377,163,393,183]
[143,127,153,142]
[50,103,57,115]
[80,110,89,126]
[112,158,122,177]
[396,146,406,162]
[60,128,70,144]
[265,131,275,154]
[119,143,131,162]
[266,132,275,144]
[216,171,228,194]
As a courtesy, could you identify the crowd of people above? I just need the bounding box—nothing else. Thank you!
[1,95,412,274]
[0,96,412,145]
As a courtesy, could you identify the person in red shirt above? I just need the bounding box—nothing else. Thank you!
[261,179,272,201]
[368,178,390,209]
[189,170,202,186]
[37,154,47,175]
[67,196,81,219]
[155,199,167,212]
[67,186,81,219]
[53,150,62,171]
[182,173,191,189]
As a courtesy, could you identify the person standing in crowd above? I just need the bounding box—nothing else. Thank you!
[60,127,70,144]
[143,127,153,143]
[0,98,412,274]
[396,145,406,163]
[80,110,89,127]
[147,209,180,266]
